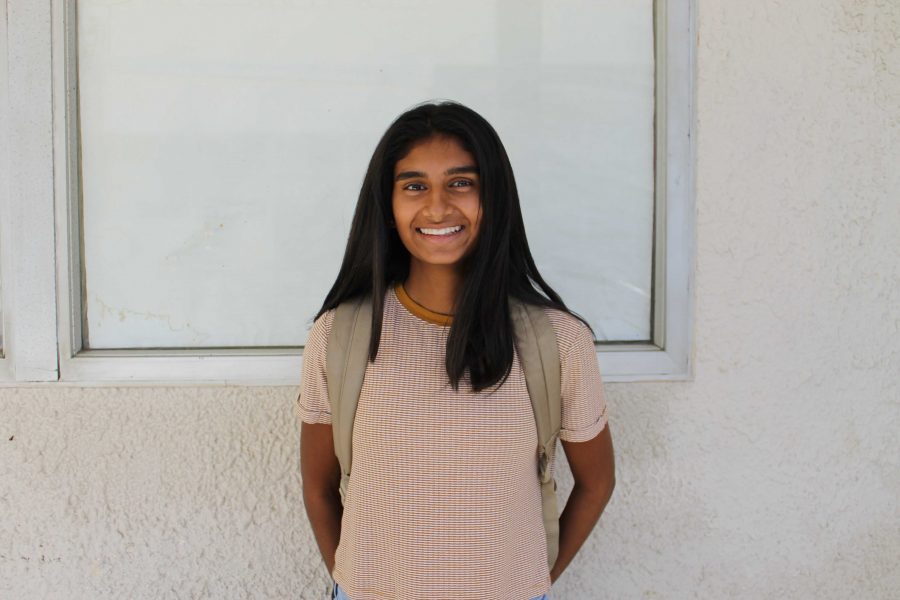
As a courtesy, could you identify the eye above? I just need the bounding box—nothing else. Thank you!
[449,179,474,188]
[403,182,426,191]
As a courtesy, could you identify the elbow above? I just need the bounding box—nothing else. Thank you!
[600,455,617,502]
[302,475,341,507]
[598,476,616,503]
[605,475,616,503]
[576,473,616,506]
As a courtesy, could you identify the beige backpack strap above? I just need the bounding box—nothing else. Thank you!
[326,294,372,504]
[510,298,562,571]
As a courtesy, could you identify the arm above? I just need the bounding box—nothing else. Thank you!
[300,421,344,574]
[550,423,616,584]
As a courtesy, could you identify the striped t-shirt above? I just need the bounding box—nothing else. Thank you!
[297,284,609,600]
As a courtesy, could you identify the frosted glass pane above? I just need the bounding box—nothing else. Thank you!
[77,0,654,348]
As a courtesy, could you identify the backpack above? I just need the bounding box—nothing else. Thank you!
[325,293,562,571]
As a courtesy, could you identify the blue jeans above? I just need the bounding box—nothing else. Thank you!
[333,581,549,599]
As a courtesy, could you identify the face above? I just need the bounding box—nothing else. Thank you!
[391,135,482,274]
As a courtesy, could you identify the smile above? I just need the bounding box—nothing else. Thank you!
[416,225,464,236]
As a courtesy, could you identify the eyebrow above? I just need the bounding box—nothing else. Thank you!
[394,165,480,182]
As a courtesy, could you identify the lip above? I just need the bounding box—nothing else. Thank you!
[415,225,465,243]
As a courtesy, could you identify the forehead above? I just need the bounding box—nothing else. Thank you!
[395,135,476,171]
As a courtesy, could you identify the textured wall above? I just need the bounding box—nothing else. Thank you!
[2,0,899,598]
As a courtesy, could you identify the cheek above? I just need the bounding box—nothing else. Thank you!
[391,197,408,229]
[393,209,411,236]
[468,201,483,233]
[391,201,414,244]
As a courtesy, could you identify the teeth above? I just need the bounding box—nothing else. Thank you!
[418,225,463,236]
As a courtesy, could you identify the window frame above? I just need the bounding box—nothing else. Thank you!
[0,0,9,376]
[0,0,60,384]
[0,0,696,385]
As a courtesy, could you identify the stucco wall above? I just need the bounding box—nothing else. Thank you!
[2,0,898,598]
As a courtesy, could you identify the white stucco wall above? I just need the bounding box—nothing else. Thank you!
[2,1,898,598]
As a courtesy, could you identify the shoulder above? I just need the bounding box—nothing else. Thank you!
[311,307,336,335]
[307,293,377,355]
[538,305,594,361]
[305,308,336,358]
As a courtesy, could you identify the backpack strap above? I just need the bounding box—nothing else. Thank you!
[326,294,372,504]
[510,298,562,571]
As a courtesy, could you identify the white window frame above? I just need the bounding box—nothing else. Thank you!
[1,0,60,384]
[0,0,696,386]
[0,0,9,380]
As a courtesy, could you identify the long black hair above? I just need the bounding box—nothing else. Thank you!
[317,100,590,392]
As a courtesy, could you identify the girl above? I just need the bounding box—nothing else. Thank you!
[298,100,615,600]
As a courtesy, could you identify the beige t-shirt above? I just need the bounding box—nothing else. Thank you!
[297,285,608,600]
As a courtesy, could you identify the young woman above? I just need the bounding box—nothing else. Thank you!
[298,100,615,600]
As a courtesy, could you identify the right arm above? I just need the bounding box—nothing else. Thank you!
[300,422,343,574]
[296,310,342,573]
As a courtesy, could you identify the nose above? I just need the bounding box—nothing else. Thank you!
[422,188,452,221]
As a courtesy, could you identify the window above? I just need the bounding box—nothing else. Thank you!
[1,0,695,384]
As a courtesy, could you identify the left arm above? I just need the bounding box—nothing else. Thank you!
[550,423,616,583]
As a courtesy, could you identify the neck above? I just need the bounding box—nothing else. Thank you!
[403,261,463,315]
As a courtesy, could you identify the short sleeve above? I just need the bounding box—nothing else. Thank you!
[553,313,609,443]
[295,309,335,425]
